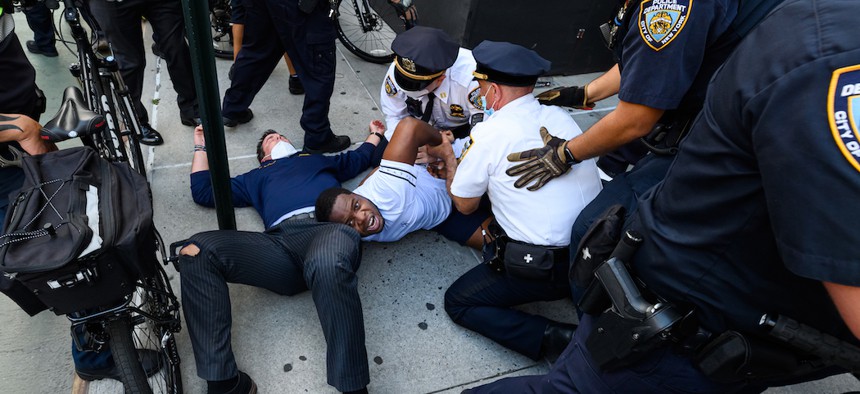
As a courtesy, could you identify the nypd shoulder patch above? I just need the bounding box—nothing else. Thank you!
[828,64,860,173]
[468,87,483,110]
[385,76,398,97]
[638,0,692,51]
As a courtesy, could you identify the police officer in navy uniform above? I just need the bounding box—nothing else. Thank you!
[380,26,483,145]
[507,0,782,305]
[428,41,602,364]
[466,0,860,391]
[221,0,351,154]
[509,0,746,256]
[536,0,742,176]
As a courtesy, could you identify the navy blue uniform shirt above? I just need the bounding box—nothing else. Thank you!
[632,0,860,343]
[191,142,376,229]
[617,0,737,113]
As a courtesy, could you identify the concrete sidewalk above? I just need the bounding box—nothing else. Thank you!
[1,11,858,394]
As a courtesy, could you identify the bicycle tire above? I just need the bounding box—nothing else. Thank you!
[142,263,183,394]
[107,317,154,394]
[335,0,400,64]
[105,264,183,394]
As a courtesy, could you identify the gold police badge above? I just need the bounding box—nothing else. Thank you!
[828,64,860,173]
[639,0,691,51]
[449,104,465,118]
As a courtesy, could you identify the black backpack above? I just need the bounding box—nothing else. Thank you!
[0,146,156,315]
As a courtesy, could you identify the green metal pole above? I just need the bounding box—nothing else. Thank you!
[180,0,236,230]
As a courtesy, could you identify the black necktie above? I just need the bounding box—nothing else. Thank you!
[421,92,436,123]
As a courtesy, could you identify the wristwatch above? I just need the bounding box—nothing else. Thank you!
[563,144,581,165]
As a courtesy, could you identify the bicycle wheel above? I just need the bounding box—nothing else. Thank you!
[141,264,183,394]
[107,263,183,394]
[335,0,400,64]
[107,317,154,394]
[211,4,233,59]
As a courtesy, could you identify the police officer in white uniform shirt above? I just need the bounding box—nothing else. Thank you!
[379,26,483,149]
[427,41,603,363]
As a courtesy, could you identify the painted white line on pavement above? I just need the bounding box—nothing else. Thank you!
[152,154,258,171]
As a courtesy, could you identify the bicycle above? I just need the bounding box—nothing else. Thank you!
[209,0,234,59]
[332,0,417,64]
[21,0,184,392]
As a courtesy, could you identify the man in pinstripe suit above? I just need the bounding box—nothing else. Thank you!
[178,124,385,394]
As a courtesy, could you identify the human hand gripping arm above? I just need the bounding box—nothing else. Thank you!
[416,129,453,164]
[506,100,664,190]
[426,138,480,214]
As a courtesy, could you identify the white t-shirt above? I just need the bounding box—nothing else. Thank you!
[354,160,451,242]
[451,95,603,247]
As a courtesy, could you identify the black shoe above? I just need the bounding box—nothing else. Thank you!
[181,116,202,127]
[288,75,304,95]
[223,109,254,127]
[207,371,257,394]
[540,322,577,365]
[76,349,163,381]
[140,123,164,146]
[151,42,164,58]
[26,40,58,57]
[304,135,351,154]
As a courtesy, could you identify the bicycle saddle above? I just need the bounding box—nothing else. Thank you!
[41,86,106,142]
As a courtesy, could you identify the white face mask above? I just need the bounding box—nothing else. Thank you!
[402,88,429,100]
[270,140,298,160]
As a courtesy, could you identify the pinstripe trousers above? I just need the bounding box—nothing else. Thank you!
[179,219,369,392]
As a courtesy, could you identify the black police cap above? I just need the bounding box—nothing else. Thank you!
[391,26,459,91]
[472,41,551,87]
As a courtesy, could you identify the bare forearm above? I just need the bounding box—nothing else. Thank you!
[191,127,209,173]
[566,100,664,161]
[191,150,209,173]
[585,64,621,102]
[0,113,54,155]
[384,117,442,163]
[823,281,860,341]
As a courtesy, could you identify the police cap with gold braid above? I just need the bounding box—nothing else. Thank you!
[472,41,551,87]
[391,26,459,92]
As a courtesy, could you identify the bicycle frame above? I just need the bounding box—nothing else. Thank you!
[62,0,147,173]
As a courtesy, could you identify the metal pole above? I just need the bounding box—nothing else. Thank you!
[180,0,236,230]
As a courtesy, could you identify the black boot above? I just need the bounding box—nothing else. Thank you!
[540,322,577,365]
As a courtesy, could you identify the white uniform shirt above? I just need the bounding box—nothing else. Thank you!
[354,160,451,242]
[450,95,603,247]
[380,48,484,139]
